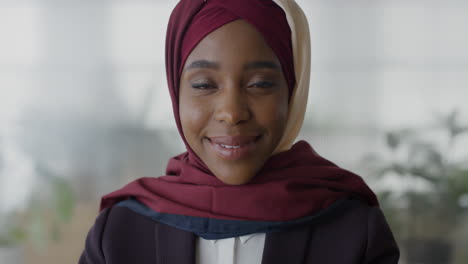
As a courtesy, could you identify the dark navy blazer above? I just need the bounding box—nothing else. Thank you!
[79,199,399,264]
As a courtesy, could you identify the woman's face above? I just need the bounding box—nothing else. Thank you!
[179,19,289,185]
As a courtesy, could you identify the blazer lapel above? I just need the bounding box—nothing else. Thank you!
[155,222,196,264]
[261,225,312,264]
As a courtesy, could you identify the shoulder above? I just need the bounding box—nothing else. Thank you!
[315,199,386,232]
[306,199,400,264]
[78,207,111,264]
[79,206,157,264]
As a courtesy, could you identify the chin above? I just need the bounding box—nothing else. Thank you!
[213,167,258,185]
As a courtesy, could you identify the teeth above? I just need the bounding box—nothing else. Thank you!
[220,144,241,149]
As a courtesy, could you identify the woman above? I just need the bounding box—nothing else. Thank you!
[79,0,399,263]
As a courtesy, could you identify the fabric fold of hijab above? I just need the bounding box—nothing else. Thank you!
[100,0,378,239]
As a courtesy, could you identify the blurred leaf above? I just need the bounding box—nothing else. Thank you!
[28,209,47,252]
[375,163,410,177]
[408,168,434,183]
[0,226,26,246]
[407,141,444,178]
[52,177,75,222]
[9,226,27,243]
[437,109,468,139]
[385,129,413,150]
[0,162,77,251]
[0,213,27,245]
[386,132,401,150]
[0,238,13,246]
[50,220,61,242]
[362,110,468,239]
[446,169,468,202]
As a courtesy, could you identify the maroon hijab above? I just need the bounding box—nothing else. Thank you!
[100,0,378,222]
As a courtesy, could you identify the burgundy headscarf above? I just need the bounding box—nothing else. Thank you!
[100,0,378,222]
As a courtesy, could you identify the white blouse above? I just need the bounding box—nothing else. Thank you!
[195,233,266,264]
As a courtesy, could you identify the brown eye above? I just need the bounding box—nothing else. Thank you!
[191,80,217,90]
[248,81,275,89]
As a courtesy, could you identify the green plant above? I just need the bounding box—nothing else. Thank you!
[363,110,468,239]
[0,163,75,251]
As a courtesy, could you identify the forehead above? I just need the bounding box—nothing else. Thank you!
[184,19,280,67]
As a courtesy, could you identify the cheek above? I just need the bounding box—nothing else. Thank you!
[259,94,289,131]
[277,97,289,123]
[179,97,211,144]
[273,100,289,137]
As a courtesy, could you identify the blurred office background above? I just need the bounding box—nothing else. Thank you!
[0,0,467,263]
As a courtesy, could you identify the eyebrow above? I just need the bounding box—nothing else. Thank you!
[244,61,281,71]
[184,60,281,71]
[185,60,220,70]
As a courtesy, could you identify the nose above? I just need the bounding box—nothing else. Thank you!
[214,86,251,126]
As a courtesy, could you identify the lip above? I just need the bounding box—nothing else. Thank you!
[206,135,261,161]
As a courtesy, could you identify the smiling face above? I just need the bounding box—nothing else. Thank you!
[179,19,289,185]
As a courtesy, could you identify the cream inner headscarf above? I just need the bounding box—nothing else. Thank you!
[272,0,311,154]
